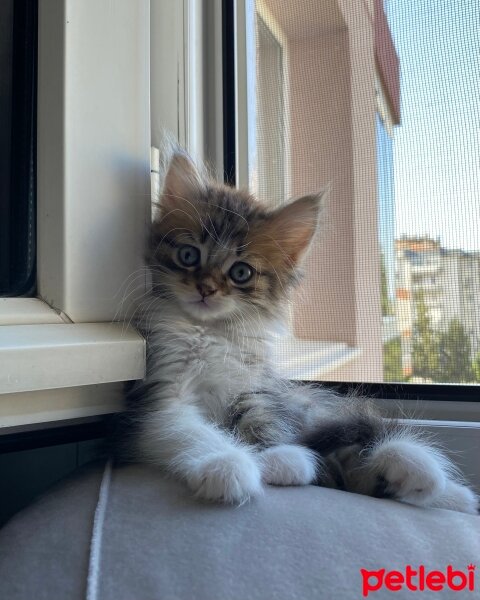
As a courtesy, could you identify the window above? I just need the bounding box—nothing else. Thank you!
[236,0,385,381]
[232,0,480,391]
[2,0,479,441]
[388,1,480,387]
[0,0,37,297]
[0,0,224,431]
[0,1,148,429]
[255,11,286,205]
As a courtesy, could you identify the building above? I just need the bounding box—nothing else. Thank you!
[395,236,480,376]
[255,0,400,382]
[439,250,480,354]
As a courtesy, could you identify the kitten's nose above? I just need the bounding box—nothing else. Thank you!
[196,282,217,298]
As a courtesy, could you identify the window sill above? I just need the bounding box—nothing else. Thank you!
[0,298,65,325]
[0,323,145,395]
[272,339,361,380]
[0,384,124,432]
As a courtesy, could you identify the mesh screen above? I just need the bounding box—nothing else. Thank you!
[250,0,480,384]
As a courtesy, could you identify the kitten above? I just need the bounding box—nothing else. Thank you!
[120,149,478,514]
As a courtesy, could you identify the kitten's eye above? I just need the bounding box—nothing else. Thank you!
[229,262,253,284]
[178,245,200,267]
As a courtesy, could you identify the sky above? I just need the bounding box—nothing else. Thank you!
[384,0,480,252]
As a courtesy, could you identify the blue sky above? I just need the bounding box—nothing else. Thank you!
[385,0,480,252]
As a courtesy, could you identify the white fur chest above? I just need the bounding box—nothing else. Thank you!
[147,320,265,419]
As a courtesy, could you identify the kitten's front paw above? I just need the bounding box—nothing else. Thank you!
[366,440,447,506]
[260,444,318,486]
[188,449,262,504]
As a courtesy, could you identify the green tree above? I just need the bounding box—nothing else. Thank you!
[380,253,393,316]
[383,337,405,382]
[472,352,480,383]
[438,319,474,383]
[412,291,439,381]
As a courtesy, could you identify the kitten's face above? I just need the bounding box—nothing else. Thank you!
[154,238,259,322]
[148,153,322,323]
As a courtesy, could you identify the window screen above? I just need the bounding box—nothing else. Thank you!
[0,0,37,297]
[244,0,480,386]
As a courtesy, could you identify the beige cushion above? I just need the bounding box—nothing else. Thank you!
[0,463,479,600]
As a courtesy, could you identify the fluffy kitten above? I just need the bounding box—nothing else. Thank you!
[121,150,478,514]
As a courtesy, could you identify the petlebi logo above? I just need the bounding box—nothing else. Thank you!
[360,564,476,597]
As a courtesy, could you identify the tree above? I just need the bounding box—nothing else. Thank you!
[472,352,480,383]
[438,319,474,383]
[383,337,405,382]
[411,291,439,381]
[380,253,393,316]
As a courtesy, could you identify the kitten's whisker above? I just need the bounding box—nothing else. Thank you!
[113,274,153,325]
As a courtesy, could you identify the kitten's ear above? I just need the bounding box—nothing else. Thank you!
[265,192,326,265]
[161,152,205,211]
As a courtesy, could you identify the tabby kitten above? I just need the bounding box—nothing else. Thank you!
[122,150,478,514]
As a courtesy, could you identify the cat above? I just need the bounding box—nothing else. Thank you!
[120,148,479,514]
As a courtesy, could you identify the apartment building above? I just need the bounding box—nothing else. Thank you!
[395,236,480,375]
[439,250,480,354]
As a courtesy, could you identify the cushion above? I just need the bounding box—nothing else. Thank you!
[0,462,478,600]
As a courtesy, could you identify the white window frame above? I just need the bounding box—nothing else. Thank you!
[0,0,153,429]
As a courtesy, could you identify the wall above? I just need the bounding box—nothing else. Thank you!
[263,0,383,381]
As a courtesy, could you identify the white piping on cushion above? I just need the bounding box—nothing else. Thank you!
[86,459,113,600]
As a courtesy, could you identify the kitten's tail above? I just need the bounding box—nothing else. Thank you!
[301,399,398,455]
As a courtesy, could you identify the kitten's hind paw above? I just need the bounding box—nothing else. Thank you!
[429,480,479,515]
[365,440,447,507]
[187,449,262,504]
[260,444,318,486]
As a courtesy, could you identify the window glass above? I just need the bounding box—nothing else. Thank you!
[255,13,285,205]
[0,0,37,297]
[387,1,480,385]
[249,0,480,385]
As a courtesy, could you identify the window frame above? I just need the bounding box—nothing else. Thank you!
[0,0,151,430]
